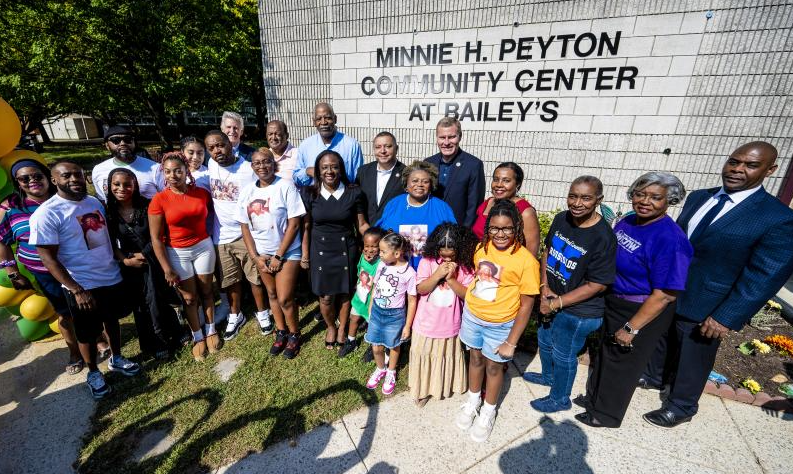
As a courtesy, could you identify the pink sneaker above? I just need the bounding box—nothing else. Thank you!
[382,371,396,395]
[366,368,387,389]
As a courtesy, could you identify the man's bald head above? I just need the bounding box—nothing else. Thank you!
[722,141,779,192]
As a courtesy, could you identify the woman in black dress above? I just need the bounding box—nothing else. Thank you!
[106,168,185,359]
[301,151,369,349]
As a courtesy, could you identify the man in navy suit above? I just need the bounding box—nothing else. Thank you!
[643,141,793,428]
[222,111,255,161]
[425,117,485,227]
[355,131,407,224]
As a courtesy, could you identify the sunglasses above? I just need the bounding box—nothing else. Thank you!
[16,173,45,184]
[108,136,134,145]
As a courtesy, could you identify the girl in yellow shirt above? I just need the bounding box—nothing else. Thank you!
[455,200,540,442]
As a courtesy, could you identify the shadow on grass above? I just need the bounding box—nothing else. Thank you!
[78,378,384,473]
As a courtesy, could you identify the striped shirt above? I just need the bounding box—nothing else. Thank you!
[0,195,49,273]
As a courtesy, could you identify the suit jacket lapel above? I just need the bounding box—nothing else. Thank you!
[678,188,717,233]
[702,187,766,237]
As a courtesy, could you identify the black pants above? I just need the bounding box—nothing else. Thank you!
[585,295,675,427]
[642,324,680,387]
[664,317,722,418]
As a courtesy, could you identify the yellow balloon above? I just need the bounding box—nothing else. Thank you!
[20,293,55,322]
[0,149,47,175]
[0,98,21,157]
[48,315,61,334]
[0,286,34,307]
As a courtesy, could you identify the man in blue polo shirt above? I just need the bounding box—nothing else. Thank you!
[293,103,363,186]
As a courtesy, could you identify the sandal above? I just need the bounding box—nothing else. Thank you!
[65,360,84,375]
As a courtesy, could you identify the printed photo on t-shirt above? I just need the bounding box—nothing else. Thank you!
[399,224,427,258]
[355,270,373,301]
[77,211,107,250]
[428,279,455,307]
[472,260,501,302]
[247,198,271,231]
[210,178,240,202]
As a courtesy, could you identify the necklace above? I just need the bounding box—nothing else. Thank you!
[119,206,136,222]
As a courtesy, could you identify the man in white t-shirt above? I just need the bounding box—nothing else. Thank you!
[91,126,164,202]
[205,130,273,339]
[30,160,141,399]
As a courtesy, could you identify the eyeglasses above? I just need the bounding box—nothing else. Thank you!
[251,160,275,168]
[487,226,515,235]
[107,136,134,145]
[16,173,45,184]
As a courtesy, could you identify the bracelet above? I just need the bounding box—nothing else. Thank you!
[503,340,517,348]
[548,299,556,311]
[539,283,546,288]
[558,296,563,310]
[0,260,16,268]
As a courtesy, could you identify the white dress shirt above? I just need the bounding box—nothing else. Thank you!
[376,163,396,205]
[320,182,346,200]
[686,186,763,238]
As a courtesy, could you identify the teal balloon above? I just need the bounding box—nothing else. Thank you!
[16,317,50,341]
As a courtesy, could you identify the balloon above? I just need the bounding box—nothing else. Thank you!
[6,303,21,316]
[0,286,34,306]
[16,317,51,342]
[0,179,13,201]
[0,271,10,289]
[20,294,55,322]
[0,306,10,320]
[48,315,60,334]
[0,149,47,175]
[0,98,21,157]
[0,167,6,189]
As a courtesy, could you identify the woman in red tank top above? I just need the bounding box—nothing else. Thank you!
[472,162,540,256]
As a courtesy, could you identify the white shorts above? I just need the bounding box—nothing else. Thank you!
[166,237,216,280]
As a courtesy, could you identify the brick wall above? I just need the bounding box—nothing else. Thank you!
[259,0,792,214]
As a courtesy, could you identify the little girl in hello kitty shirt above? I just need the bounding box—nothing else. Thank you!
[365,232,417,395]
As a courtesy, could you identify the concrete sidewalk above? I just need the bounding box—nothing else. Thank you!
[217,352,793,474]
[0,319,93,474]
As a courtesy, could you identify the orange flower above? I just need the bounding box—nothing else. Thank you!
[764,334,793,357]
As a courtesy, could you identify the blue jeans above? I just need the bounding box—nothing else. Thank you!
[537,310,602,404]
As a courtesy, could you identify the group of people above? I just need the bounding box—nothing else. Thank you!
[3,102,792,443]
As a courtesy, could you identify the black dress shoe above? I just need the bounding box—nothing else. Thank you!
[574,411,607,428]
[637,377,666,393]
[572,395,588,408]
[643,408,692,429]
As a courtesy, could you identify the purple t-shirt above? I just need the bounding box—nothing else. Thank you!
[613,214,692,295]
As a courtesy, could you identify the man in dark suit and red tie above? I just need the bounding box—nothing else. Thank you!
[425,117,485,227]
[643,141,793,428]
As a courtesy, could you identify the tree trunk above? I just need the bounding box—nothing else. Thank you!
[145,97,171,149]
[175,111,188,140]
[251,82,267,140]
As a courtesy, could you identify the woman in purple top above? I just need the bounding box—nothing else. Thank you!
[575,172,693,428]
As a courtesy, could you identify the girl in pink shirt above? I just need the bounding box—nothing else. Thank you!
[409,223,478,407]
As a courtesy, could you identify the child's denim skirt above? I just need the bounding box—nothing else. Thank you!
[364,304,406,349]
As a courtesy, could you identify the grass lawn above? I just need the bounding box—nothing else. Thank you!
[76,301,404,473]
[39,145,109,168]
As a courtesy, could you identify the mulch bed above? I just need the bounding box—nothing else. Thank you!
[713,316,793,397]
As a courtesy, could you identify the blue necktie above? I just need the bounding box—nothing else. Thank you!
[689,194,731,242]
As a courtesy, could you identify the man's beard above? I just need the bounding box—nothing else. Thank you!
[114,148,135,161]
[57,182,86,199]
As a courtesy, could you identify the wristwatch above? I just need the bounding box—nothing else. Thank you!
[273,254,283,262]
[622,322,639,335]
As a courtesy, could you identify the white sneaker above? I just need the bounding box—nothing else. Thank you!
[470,408,496,443]
[256,310,274,335]
[456,400,480,431]
[223,313,246,341]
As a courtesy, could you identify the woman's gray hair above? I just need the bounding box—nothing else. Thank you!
[626,172,686,205]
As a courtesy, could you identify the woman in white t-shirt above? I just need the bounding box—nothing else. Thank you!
[181,136,210,192]
[238,149,306,359]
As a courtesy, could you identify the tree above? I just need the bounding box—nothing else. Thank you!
[0,0,266,146]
